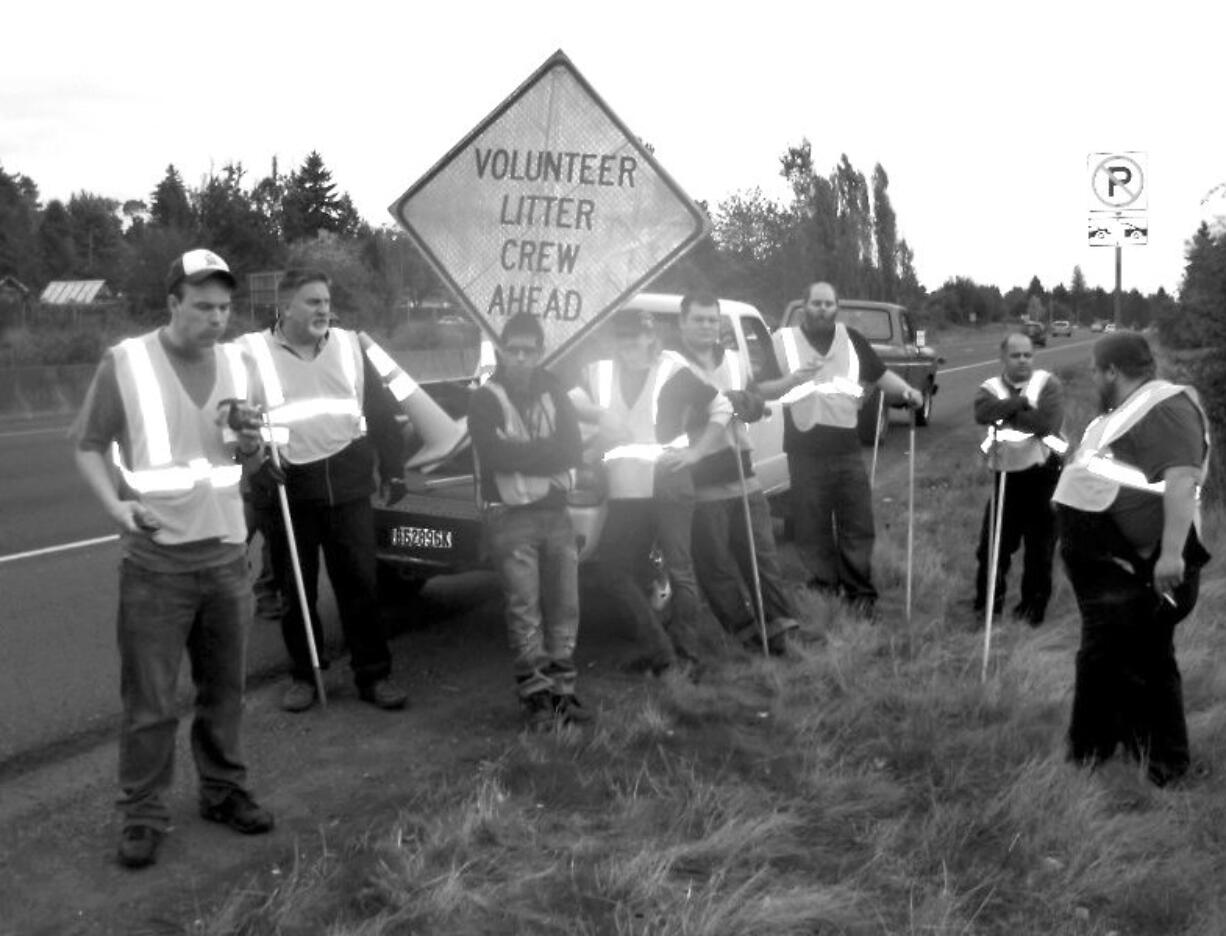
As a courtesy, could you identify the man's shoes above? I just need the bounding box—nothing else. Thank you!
[117,825,164,869]
[358,679,408,710]
[521,690,555,732]
[200,789,274,835]
[281,680,317,713]
[553,693,596,726]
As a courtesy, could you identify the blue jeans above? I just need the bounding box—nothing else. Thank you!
[788,450,877,603]
[116,557,251,830]
[486,505,580,697]
[692,489,796,641]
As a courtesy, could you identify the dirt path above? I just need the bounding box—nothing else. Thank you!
[0,580,655,936]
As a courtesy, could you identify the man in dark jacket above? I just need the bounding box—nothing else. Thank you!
[248,269,407,713]
[469,313,589,729]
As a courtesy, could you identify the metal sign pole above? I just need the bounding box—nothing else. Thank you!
[1114,245,1122,326]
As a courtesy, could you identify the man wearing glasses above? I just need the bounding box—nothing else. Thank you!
[468,313,589,730]
[758,281,922,620]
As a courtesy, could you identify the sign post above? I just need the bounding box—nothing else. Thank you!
[1087,151,1148,326]
[389,50,710,364]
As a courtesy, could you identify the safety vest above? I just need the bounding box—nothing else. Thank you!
[476,338,497,385]
[680,347,751,452]
[978,370,1068,472]
[111,331,248,545]
[1052,380,1210,519]
[590,351,688,498]
[775,324,863,431]
[482,381,575,506]
[240,327,367,465]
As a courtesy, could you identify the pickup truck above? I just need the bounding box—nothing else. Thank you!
[373,292,790,591]
[780,298,942,444]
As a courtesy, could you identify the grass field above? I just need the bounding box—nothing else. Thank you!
[198,362,1225,936]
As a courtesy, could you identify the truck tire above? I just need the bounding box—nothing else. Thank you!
[857,387,889,446]
[914,381,934,427]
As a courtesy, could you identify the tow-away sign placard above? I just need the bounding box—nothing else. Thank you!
[388,50,709,362]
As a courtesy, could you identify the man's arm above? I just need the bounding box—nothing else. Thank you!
[1010,375,1065,437]
[361,355,406,483]
[875,369,923,407]
[757,332,811,400]
[468,383,579,475]
[974,385,1029,425]
[1152,466,1200,596]
[655,369,733,471]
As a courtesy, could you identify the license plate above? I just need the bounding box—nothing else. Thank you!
[389,526,454,550]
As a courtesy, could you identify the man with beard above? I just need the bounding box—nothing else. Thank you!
[972,332,1066,625]
[1053,332,1211,787]
[469,313,589,729]
[757,281,922,619]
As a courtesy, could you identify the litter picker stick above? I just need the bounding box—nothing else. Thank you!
[906,406,916,625]
[980,464,1007,683]
[263,415,328,708]
[869,390,885,488]
[729,420,770,659]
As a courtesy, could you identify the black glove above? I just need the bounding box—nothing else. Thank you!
[255,457,287,487]
[726,389,766,423]
[383,477,408,506]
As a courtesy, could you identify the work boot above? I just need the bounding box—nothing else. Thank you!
[521,690,555,732]
[552,693,596,726]
[281,680,317,713]
[116,825,164,869]
[200,789,275,835]
[358,678,408,710]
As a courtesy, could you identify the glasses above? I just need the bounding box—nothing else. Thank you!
[503,345,541,360]
[808,300,837,309]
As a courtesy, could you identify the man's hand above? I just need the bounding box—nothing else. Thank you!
[112,501,160,536]
[726,389,766,423]
[1153,550,1185,602]
[790,366,817,389]
[900,386,924,409]
[255,458,287,487]
[382,476,408,506]
[659,448,700,473]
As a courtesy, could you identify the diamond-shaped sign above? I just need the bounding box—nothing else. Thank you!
[389,50,709,364]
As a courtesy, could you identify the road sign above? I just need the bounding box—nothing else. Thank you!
[389,50,709,363]
[1088,151,1148,213]
[1087,214,1148,247]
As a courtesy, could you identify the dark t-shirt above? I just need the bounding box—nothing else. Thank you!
[783,326,886,456]
[71,332,244,573]
[1108,393,1207,550]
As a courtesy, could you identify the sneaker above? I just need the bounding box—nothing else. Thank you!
[200,789,274,835]
[116,825,164,869]
[281,680,317,713]
[521,690,555,732]
[553,693,596,726]
[358,679,408,710]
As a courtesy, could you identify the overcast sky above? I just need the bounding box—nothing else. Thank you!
[3,0,1223,297]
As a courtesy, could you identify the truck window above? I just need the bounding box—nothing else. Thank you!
[839,307,893,342]
[740,315,782,382]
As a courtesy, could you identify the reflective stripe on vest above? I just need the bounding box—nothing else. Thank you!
[110,331,248,545]
[359,332,419,402]
[482,381,574,506]
[777,324,861,430]
[1053,381,1210,514]
[591,354,687,498]
[240,329,367,463]
[113,337,245,493]
[477,338,497,385]
[978,369,1066,470]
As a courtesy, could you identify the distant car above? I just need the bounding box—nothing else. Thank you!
[1050,320,1073,337]
[1090,320,1105,333]
[1104,323,1118,333]
[1020,319,1048,347]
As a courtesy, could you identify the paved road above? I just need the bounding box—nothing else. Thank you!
[0,329,1098,765]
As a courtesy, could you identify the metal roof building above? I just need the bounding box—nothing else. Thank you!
[39,280,113,304]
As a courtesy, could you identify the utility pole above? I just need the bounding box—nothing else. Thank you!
[1114,243,1122,326]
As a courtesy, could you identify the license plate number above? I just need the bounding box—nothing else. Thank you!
[389,526,454,549]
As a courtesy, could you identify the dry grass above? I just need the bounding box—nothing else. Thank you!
[197,362,1226,936]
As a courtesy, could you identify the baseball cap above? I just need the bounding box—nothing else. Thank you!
[612,308,655,336]
[166,249,237,294]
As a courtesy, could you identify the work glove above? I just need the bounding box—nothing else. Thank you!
[382,476,408,506]
[254,457,287,487]
[726,389,766,423]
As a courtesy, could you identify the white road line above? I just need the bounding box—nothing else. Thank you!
[0,425,72,440]
[0,534,119,566]
[940,339,1096,376]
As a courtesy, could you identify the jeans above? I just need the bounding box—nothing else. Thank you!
[598,468,719,665]
[259,497,391,688]
[1060,507,1210,785]
[116,557,250,830]
[788,450,876,603]
[486,505,580,697]
[975,458,1059,613]
[692,489,796,641]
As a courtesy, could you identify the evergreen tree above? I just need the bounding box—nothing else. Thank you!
[282,151,361,242]
[1070,265,1087,324]
[66,192,125,280]
[872,164,897,299]
[37,200,77,281]
[149,164,194,230]
[0,164,43,285]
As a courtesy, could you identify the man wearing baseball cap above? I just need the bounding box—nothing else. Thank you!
[72,248,274,869]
